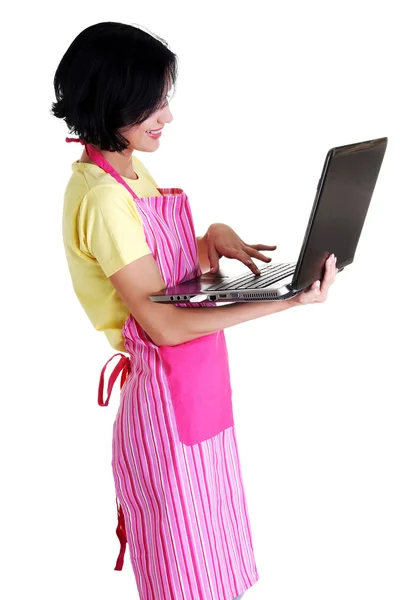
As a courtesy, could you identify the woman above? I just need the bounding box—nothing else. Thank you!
[51,21,338,600]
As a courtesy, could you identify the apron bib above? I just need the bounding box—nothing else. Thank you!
[66,137,236,571]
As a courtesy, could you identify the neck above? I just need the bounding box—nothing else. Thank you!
[80,146,137,179]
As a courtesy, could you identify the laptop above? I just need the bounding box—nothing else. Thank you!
[150,137,388,304]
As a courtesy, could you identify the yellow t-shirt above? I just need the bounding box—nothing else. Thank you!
[62,154,162,352]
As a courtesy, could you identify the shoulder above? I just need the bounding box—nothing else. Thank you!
[79,184,142,221]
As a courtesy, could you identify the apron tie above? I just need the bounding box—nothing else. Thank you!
[98,352,131,570]
[65,136,85,144]
[115,497,127,571]
[98,352,130,406]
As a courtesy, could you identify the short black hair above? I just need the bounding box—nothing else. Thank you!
[50,21,178,152]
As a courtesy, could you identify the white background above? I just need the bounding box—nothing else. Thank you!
[1,1,399,599]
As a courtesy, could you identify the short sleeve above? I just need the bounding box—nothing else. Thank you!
[78,186,152,277]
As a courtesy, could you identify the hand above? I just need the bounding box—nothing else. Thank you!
[289,253,338,306]
[206,223,277,275]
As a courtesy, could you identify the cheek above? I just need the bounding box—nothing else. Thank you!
[124,125,145,142]
[137,126,150,139]
[129,128,147,147]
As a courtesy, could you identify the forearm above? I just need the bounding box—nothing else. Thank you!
[163,298,298,346]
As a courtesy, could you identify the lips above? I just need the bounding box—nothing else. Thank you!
[146,128,163,133]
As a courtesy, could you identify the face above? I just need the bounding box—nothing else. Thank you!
[119,96,174,153]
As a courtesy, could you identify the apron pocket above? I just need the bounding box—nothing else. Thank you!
[158,330,234,445]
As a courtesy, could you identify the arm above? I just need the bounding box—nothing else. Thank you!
[109,252,297,347]
[79,189,298,347]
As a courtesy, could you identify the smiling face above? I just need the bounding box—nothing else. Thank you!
[119,90,174,152]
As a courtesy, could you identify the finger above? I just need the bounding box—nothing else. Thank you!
[313,280,327,302]
[244,246,272,264]
[246,244,277,251]
[208,244,221,273]
[238,252,261,274]
[320,254,336,296]
[311,280,322,298]
[298,280,321,304]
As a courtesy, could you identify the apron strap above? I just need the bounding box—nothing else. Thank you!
[97,352,130,569]
[65,136,141,201]
[67,135,132,571]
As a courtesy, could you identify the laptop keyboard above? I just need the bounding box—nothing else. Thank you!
[206,262,296,291]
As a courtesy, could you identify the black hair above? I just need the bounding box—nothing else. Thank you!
[50,21,178,152]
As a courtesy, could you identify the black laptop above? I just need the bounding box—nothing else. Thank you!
[150,137,388,303]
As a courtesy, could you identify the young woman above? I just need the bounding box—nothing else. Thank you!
[51,21,338,600]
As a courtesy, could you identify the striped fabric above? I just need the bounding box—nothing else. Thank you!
[81,139,261,599]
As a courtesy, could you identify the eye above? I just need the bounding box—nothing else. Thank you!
[160,89,174,110]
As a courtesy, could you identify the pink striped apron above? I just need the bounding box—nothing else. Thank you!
[66,137,260,600]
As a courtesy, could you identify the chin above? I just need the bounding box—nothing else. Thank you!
[141,144,159,152]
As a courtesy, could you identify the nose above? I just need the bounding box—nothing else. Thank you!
[160,103,173,124]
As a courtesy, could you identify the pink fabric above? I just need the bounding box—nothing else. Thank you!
[159,331,234,445]
[66,137,260,599]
